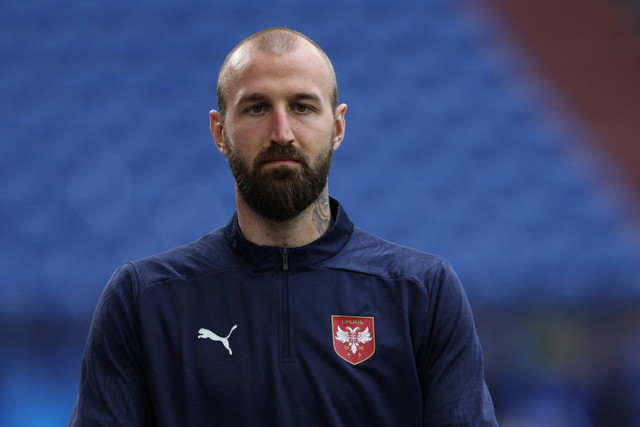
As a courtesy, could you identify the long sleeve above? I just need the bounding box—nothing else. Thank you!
[69,264,154,426]
[419,260,497,426]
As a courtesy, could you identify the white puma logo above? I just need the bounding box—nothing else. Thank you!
[198,325,238,355]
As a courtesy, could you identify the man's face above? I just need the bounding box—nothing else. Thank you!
[212,42,346,222]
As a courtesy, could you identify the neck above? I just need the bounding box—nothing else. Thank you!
[236,187,333,248]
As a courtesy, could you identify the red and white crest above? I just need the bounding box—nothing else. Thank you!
[332,315,375,365]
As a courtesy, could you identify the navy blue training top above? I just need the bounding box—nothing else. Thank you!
[70,199,497,426]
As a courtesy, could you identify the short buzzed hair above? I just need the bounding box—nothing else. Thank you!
[216,27,338,118]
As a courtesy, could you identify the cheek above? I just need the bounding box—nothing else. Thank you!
[227,137,268,173]
[307,135,335,167]
[225,127,258,154]
[297,118,334,146]
[230,119,271,145]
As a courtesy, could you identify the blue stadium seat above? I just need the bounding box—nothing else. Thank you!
[1,0,640,320]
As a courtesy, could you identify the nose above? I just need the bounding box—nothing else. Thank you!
[269,108,295,145]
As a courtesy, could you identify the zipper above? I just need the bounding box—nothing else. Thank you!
[282,248,289,271]
[280,248,291,362]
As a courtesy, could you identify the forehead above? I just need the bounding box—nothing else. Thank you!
[224,43,333,105]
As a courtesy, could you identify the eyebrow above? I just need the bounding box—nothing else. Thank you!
[236,92,323,105]
[290,93,322,103]
[237,93,267,105]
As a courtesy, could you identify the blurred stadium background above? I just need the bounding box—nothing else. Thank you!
[2,0,640,425]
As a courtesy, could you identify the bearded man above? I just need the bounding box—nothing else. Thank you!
[70,28,497,426]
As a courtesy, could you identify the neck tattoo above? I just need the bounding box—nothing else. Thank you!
[311,190,332,237]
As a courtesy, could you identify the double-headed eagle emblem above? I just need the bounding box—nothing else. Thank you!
[335,326,372,355]
[332,315,375,365]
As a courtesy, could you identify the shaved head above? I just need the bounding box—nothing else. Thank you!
[216,28,338,118]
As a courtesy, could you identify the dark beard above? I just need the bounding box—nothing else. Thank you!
[226,140,333,223]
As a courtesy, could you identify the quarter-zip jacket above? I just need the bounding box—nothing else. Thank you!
[70,199,497,426]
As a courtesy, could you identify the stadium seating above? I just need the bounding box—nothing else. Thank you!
[2,0,639,318]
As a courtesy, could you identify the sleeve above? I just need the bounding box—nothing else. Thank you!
[69,263,154,426]
[419,260,497,426]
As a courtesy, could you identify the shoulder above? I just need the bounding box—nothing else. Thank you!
[334,226,455,289]
[111,226,235,293]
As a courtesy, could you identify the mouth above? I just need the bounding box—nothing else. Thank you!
[255,145,307,170]
[261,155,302,167]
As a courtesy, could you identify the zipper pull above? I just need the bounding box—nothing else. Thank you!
[282,248,289,271]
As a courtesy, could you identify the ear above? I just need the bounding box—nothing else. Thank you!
[332,103,347,151]
[209,110,228,156]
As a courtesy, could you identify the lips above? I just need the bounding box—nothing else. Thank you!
[262,155,300,165]
[256,146,306,167]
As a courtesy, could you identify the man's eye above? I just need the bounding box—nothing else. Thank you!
[247,105,265,114]
[293,104,311,113]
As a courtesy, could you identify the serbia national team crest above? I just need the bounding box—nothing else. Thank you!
[332,315,375,365]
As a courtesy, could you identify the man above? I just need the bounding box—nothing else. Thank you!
[70,27,497,426]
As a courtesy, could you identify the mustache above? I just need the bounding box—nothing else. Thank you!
[254,145,309,166]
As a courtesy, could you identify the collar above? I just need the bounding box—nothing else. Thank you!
[224,198,354,270]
